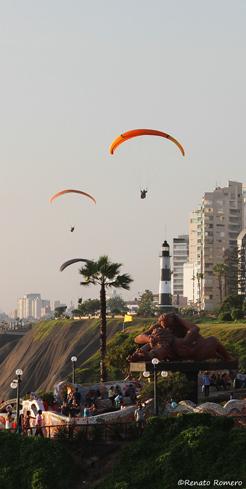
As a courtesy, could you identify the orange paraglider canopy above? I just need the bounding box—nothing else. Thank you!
[109,129,185,156]
[49,189,96,205]
[60,258,92,272]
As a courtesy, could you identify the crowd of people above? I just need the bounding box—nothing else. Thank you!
[200,370,246,398]
[60,383,137,418]
[1,366,245,436]
[2,404,45,436]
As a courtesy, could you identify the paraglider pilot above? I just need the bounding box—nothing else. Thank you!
[140,189,148,199]
[70,226,75,232]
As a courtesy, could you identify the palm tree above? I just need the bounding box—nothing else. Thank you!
[213,263,227,304]
[79,256,133,382]
[60,256,133,382]
[196,272,204,312]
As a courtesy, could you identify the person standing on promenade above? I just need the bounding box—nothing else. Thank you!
[35,409,44,437]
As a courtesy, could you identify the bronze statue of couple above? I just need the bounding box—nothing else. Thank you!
[128,313,232,363]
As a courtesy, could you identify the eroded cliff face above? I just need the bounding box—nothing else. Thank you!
[0,319,121,398]
[0,334,21,365]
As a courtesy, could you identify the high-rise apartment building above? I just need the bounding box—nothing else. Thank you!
[17,293,42,319]
[182,209,203,308]
[17,297,26,319]
[183,262,199,305]
[188,208,202,271]
[237,229,246,296]
[172,235,189,305]
[201,181,243,310]
[243,185,246,227]
[41,300,51,318]
[184,182,243,310]
[53,300,61,310]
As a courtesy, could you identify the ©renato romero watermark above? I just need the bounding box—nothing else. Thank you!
[177,481,243,487]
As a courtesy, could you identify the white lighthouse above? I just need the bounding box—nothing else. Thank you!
[159,240,171,309]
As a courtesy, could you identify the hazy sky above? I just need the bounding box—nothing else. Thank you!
[1,1,246,313]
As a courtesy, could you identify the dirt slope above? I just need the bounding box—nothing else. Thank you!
[0,334,21,365]
[0,319,122,398]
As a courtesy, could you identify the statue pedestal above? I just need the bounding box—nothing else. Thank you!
[130,360,238,404]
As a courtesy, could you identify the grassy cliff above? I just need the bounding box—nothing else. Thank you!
[0,318,245,397]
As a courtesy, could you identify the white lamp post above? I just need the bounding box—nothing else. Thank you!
[161,371,168,378]
[143,371,150,378]
[151,358,160,416]
[71,356,77,384]
[15,369,23,432]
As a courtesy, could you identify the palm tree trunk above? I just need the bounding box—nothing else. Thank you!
[219,276,222,304]
[224,272,228,298]
[100,283,107,382]
[197,276,201,312]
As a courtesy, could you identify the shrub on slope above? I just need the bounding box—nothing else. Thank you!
[0,432,78,489]
[95,414,246,489]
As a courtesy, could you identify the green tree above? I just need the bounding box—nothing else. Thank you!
[238,245,246,296]
[54,306,67,318]
[105,333,136,377]
[223,248,238,296]
[196,272,204,311]
[71,308,83,318]
[140,373,192,406]
[138,290,155,317]
[220,294,244,314]
[107,295,127,314]
[79,256,133,382]
[218,311,232,321]
[79,298,101,315]
[231,307,244,321]
[213,263,228,304]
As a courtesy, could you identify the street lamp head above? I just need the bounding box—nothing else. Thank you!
[71,356,77,363]
[10,381,18,389]
[16,369,23,376]
[161,371,168,378]
[143,371,151,378]
[151,358,160,365]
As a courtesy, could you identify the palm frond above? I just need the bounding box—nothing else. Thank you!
[107,273,133,290]
[96,256,123,280]
[79,261,100,285]
[97,255,110,269]
[104,263,122,279]
[80,280,95,286]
